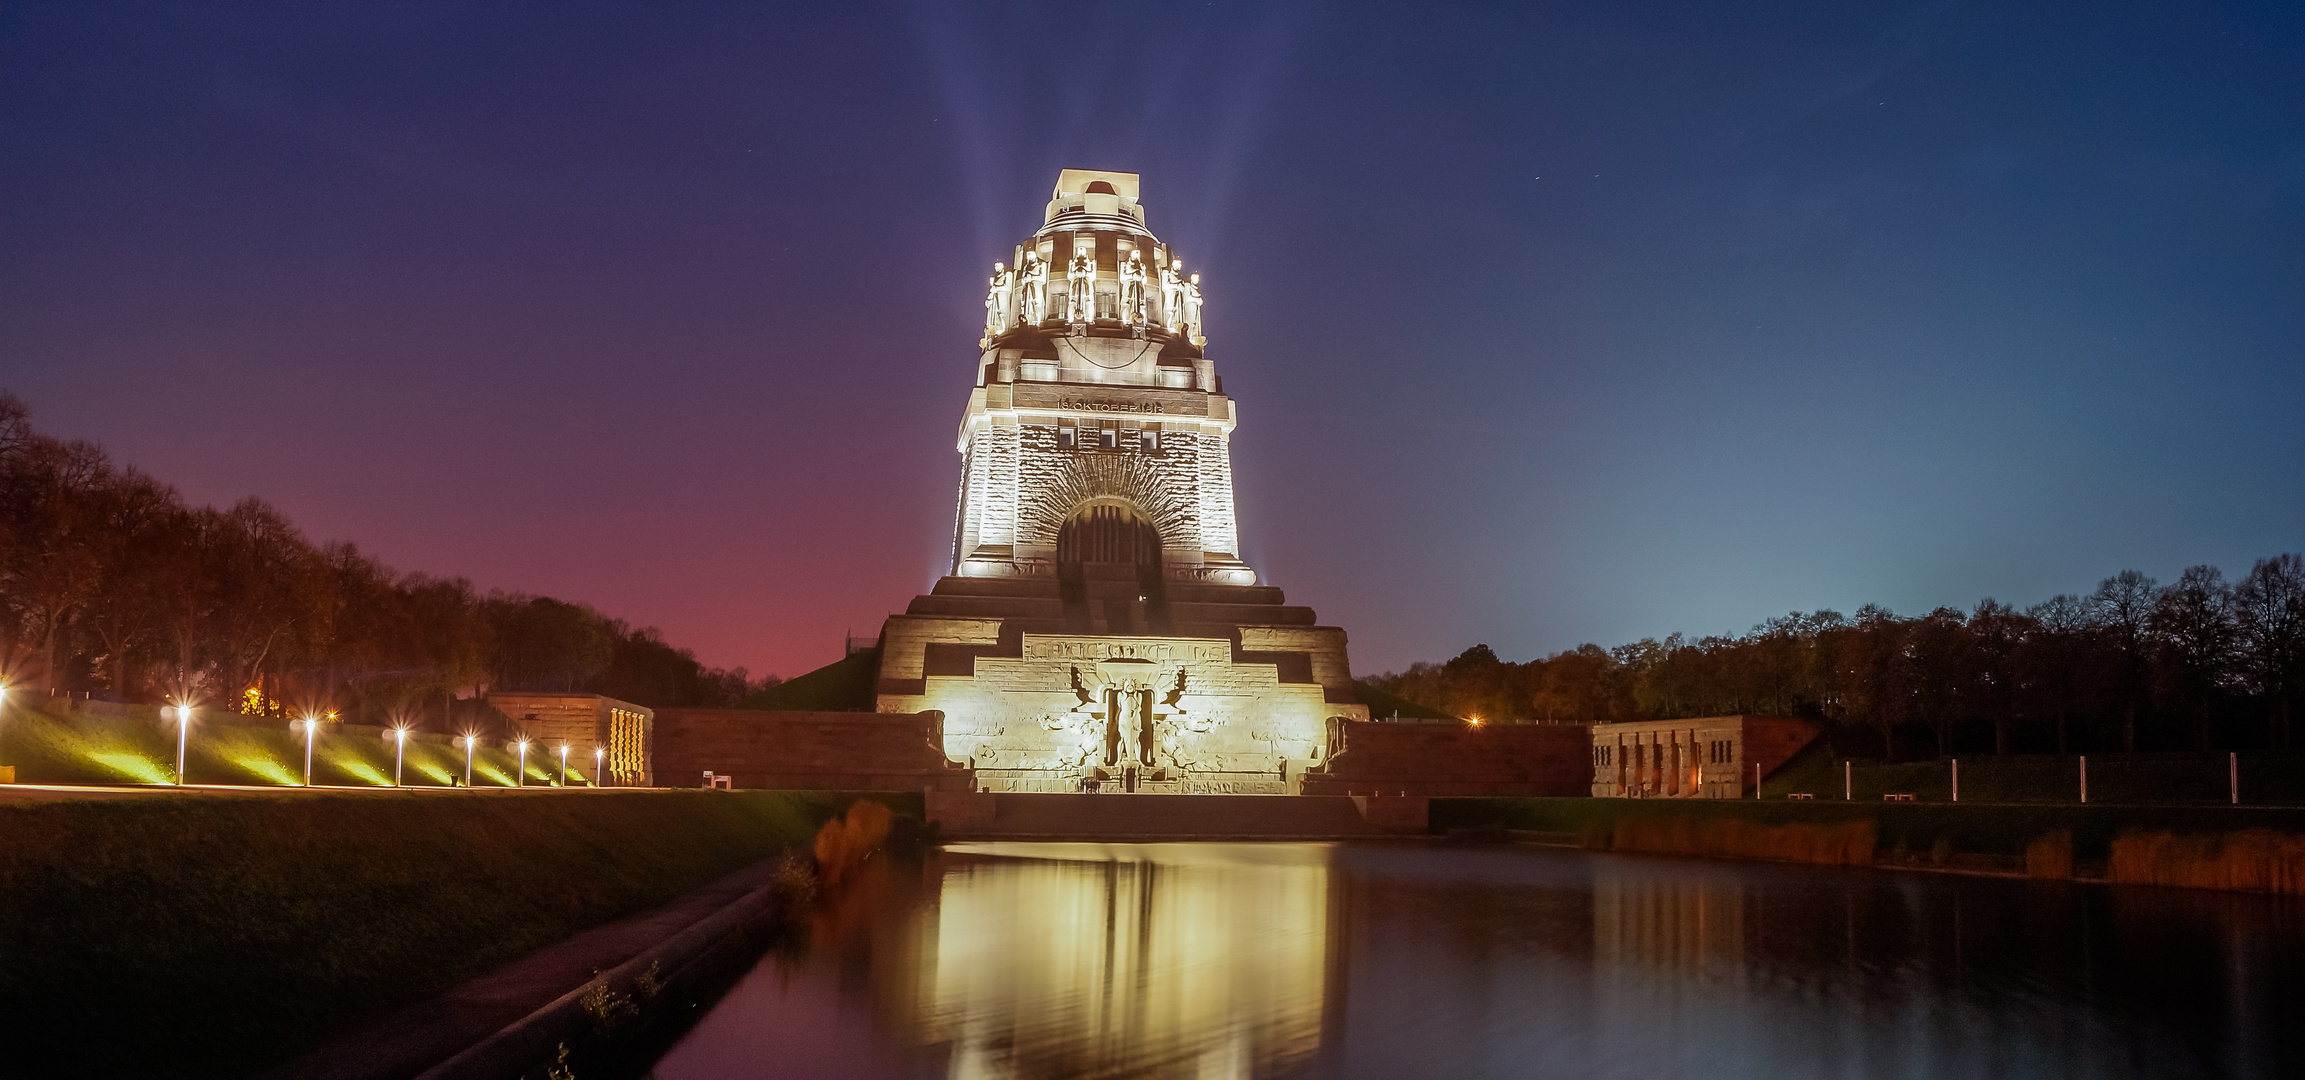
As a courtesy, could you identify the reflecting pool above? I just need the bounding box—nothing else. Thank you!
[648,842,2304,1079]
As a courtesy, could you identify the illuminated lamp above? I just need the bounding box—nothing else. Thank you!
[171,704,194,785]
[299,717,320,786]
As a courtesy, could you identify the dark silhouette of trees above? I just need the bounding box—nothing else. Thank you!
[2091,569,2158,751]
[0,393,770,722]
[1367,557,2305,759]
[2234,554,2305,748]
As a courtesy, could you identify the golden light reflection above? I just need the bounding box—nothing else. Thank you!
[1591,862,1749,980]
[914,844,1333,1080]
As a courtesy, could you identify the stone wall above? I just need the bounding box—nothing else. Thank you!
[486,692,654,786]
[1301,721,1593,797]
[1587,715,1821,798]
[651,708,975,792]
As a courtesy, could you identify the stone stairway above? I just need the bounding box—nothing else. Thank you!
[933,792,1420,840]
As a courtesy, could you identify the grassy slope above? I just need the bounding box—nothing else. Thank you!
[1350,681,1459,721]
[0,788,855,1079]
[2,704,573,787]
[1764,741,2305,805]
[746,649,879,711]
[1437,795,2305,860]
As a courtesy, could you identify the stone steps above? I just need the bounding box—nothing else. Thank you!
[934,792,1414,840]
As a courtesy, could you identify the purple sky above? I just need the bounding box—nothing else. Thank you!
[5,1,2302,680]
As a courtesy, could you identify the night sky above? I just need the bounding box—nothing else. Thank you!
[4,2,2301,680]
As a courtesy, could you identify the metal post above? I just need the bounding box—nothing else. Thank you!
[2079,755,2088,804]
[1754,759,1761,799]
[303,720,316,786]
[2230,751,2238,805]
[1844,759,1852,801]
[175,706,189,786]
[393,729,406,787]
[463,737,474,787]
[1952,758,1959,803]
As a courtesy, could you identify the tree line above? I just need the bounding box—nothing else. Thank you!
[1366,558,2305,759]
[0,393,779,731]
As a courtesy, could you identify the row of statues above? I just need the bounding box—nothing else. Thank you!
[984,248,1203,341]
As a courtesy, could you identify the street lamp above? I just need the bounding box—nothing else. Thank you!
[172,704,193,786]
[300,717,320,786]
[459,734,476,787]
[515,739,529,787]
[391,727,409,787]
[594,745,606,788]
[557,743,569,787]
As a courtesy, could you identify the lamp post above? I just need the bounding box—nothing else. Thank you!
[515,739,529,787]
[558,743,570,787]
[301,717,319,786]
[460,735,475,787]
[172,704,192,786]
[594,746,605,788]
[392,727,408,787]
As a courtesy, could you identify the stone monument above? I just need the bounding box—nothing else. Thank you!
[878,169,1370,794]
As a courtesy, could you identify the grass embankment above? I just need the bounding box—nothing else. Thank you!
[0,788,884,1079]
[1437,796,2305,895]
[2,701,570,787]
[1762,739,2305,805]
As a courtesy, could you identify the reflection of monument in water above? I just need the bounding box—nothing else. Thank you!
[900,848,1338,1079]
[877,170,1369,794]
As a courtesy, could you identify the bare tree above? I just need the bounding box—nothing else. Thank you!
[2091,570,2158,751]
[2234,554,2305,748]
[2022,593,2096,753]
[2150,565,2238,751]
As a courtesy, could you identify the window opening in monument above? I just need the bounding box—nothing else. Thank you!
[1059,426,1076,448]
[1056,503,1169,634]
[1085,180,1117,194]
[1100,429,1118,449]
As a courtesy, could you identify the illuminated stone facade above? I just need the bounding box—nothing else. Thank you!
[485,692,654,786]
[1587,715,1819,799]
[879,169,1368,794]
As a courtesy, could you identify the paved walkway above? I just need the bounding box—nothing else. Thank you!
[257,858,782,1080]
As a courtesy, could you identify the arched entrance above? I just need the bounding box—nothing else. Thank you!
[1056,503,1169,633]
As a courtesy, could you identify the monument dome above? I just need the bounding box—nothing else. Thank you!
[877,169,1368,794]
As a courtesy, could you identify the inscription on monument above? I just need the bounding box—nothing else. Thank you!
[1059,398,1167,413]
[1024,635,1230,663]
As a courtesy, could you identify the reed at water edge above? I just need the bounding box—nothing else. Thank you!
[2109,829,2305,895]
[1587,815,1877,867]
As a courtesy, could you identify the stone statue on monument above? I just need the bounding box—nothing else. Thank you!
[983,261,1014,338]
[1118,250,1148,328]
[1183,273,1205,344]
[1159,259,1186,332]
[1019,252,1047,325]
[1066,249,1095,328]
[1115,683,1149,767]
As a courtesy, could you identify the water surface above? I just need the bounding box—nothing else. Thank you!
[650,842,2302,1079]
